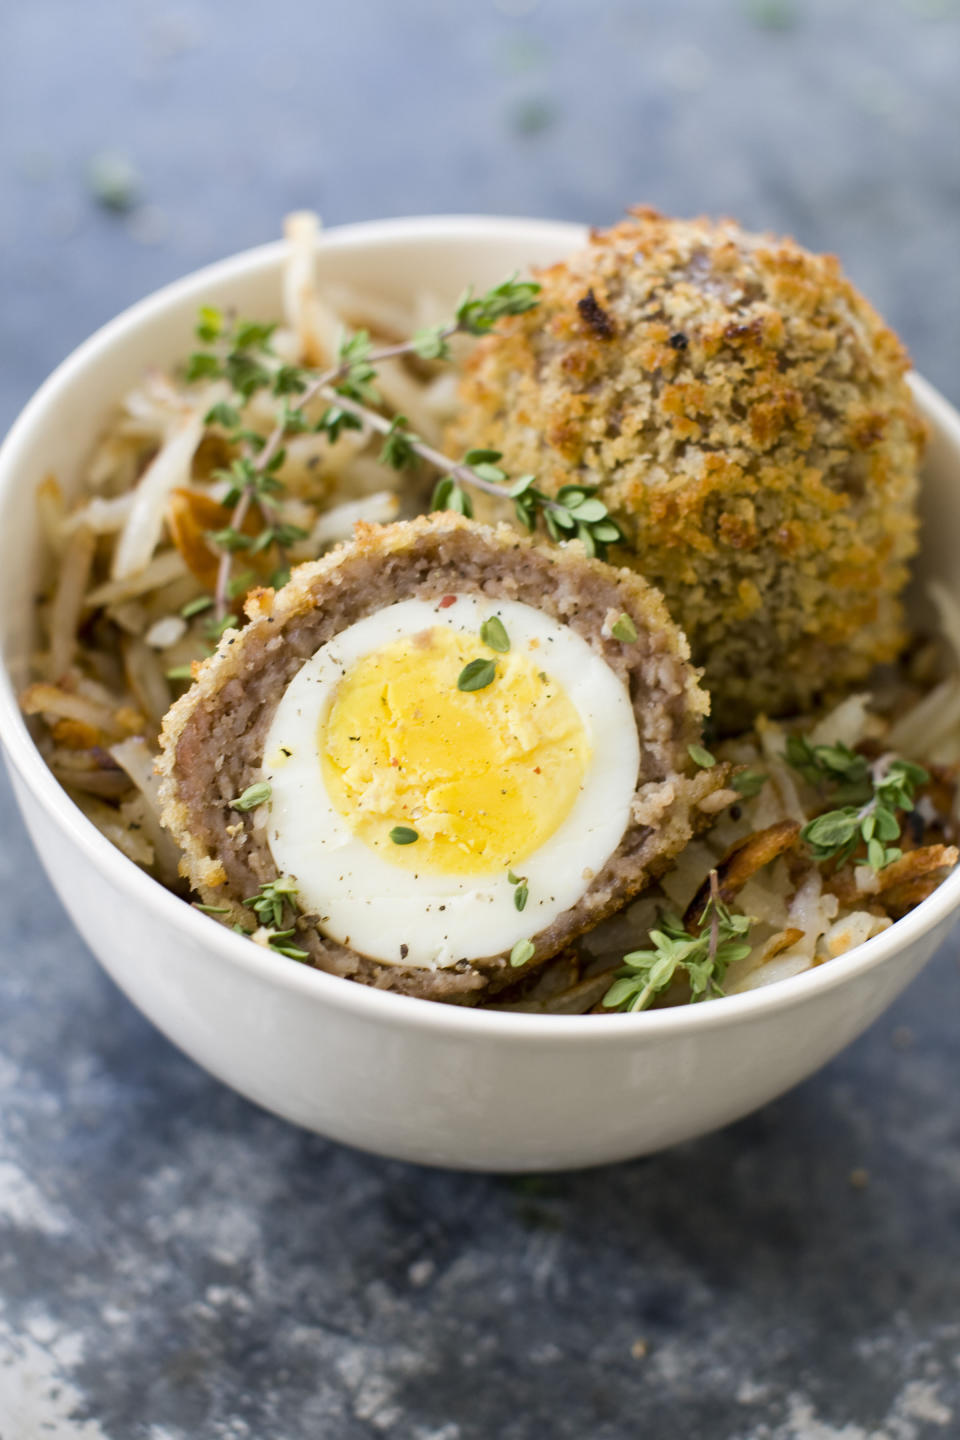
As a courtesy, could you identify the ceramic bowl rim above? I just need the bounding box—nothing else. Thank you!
[1,213,958,1047]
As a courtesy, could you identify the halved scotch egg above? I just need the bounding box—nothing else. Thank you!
[158,513,727,1004]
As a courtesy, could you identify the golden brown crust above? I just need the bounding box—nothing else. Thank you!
[448,209,926,729]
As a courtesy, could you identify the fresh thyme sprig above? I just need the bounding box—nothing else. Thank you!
[265,927,310,961]
[602,872,753,1013]
[307,398,623,558]
[195,883,309,960]
[785,736,872,804]
[185,274,623,622]
[785,737,927,870]
[243,875,299,929]
[507,869,529,912]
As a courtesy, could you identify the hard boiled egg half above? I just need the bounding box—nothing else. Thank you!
[261,594,639,968]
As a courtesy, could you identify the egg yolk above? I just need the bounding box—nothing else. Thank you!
[320,625,590,875]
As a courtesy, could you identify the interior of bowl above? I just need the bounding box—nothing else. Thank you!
[1,215,959,1034]
[0,218,588,687]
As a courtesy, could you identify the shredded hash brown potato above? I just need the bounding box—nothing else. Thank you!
[20,214,960,1012]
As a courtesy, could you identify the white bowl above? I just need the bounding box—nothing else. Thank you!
[1,216,958,1172]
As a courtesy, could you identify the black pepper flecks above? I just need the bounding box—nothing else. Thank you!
[400,943,409,959]
[577,288,615,339]
[668,331,688,350]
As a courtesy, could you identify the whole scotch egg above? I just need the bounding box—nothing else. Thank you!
[448,210,925,731]
[158,514,727,1005]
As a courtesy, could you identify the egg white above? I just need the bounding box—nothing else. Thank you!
[261,595,640,969]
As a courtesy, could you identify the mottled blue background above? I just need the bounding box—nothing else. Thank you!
[2,2,960,1437]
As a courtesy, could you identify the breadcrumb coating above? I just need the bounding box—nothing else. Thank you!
[448,208,926,729]
[157,513,726,1003]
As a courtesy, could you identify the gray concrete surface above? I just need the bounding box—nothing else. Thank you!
[1,2,959,1436]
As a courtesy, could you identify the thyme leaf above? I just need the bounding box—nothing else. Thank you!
[480,616,510,653]
[380,415,419,471]
[455,273,541,334]
[184,269,629,626]
[204,401,242,429]
[507,870,529,911]
[509,938,535,967]
[230,781,272,812]
[265,927,310,961]
[431,476,474,518]
[243,876,299,929]
[181,594,214,619]
[195,306,224,343]
[731,768,767,797]
[457,658,497,692]
[786,738,927,870]
[603,876,752,1012]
